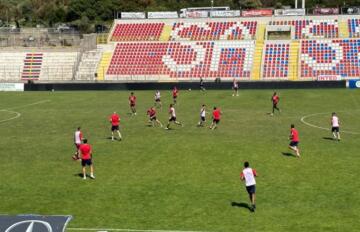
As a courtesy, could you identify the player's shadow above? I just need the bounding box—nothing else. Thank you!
[231,202,252,212]
[322,137,335,141]
[106,136,119,140]
[281,152,296,157]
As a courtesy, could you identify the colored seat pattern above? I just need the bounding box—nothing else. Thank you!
[262,43,290,79]
[107,41,255,79]
[111,23,165,41]
[348,19,360,38]
[300,39,360,78]
[21,53,43,80]
[170,21,257,41]
[270,20,338,39]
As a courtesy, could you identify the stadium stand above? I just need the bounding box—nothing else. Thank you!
[262,42,290,79]
[300,39,360,78]
[348,18,360,37]
[106,41,255,79]
[111,23,165,41]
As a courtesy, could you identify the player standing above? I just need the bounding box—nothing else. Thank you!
[197,104,206,127]
[209,107,221,130]
[232,78,239,97]
[147,107,163,127]
[154,90,162,110]
[271,92,280,116]
[129,92,137,116]
[165,104,183,129]
[73,127,83,160]
[200,77,205,91]
[79,139,95,180]
[331,112,341,141]
[109,112,122,141]
[240,161,257,212]
[289,124,300,157]
[172,86,178,105]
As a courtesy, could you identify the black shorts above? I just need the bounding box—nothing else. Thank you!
[273,103,278,107]
[173,96,177,99]
[233,87,238,90]
[169,116,176,122]
[213,119,220,124]
[150,116,157,121]
[200,116,205,122]
[332,127,339,132]
[289,141,299,147]
[111,125,119,131]
[130,103,135,107]
[81,159,92,167]
[246,185,256,195]
[155,98,161,102]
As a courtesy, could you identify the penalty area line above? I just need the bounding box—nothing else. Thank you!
[6,99,51,110]
[67,227,212,232]
[300,112,360,135]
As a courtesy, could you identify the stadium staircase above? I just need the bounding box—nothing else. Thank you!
[75,50,102,81]
[288,41,300,80]
[340,20,350,38]
[97,52,112,81]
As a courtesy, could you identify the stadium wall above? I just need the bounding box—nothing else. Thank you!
[24,80,345,91]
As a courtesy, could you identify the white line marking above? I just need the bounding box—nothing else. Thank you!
[67,228,211,232]
[0,110,21,123]
[300,112,360,135]
[6,99,51,110]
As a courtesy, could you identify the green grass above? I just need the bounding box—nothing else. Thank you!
[0,89,359,232]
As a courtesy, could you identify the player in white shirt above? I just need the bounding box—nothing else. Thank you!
[331,112,341,141]
[197,104,206,127]
[232,78,239,97]
[154,90,162,110]
[165,104,183,130]
[73,127,83,160]
[240,161,258,212]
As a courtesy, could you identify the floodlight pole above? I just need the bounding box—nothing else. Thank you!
[302,0,305,9]
[295,0,298,8]
[211,0,214,9]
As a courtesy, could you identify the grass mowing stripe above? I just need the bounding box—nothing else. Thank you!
[67,227,212,232]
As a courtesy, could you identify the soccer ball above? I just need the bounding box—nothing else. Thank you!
[188,88,192,91]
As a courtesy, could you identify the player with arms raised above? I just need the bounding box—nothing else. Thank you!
[289,124,300,157]
[129,92,137,116]
[165,104,183,129]
[109,112,122,141]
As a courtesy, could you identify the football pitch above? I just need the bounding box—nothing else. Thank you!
[0,89,359,232]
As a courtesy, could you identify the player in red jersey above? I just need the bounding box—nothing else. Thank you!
[289,124,300,157]
[72,127,83,160]
[129,92,137,116]
[147,107,163,127]
[79,139,95,180]
[165,104,183,129]
[271,92,280,116]
[209,107,222,130]
[172,86,178,105]
[109,112,122,141]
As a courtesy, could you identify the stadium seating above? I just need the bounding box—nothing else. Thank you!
[111,23,165,41]
[0,52,26,81]
[170,21,257,41]
[262,42,290,79]
[300,39,360,79]
[40,52,79,81]
[22,53,43,80]
[348,19,360,38]
[270,19,339,39]
[107,41,255,79]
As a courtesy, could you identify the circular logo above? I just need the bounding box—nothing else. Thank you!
[5,220,53,232]
[355,80,360,88]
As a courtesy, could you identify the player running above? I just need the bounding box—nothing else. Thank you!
[129,92,137,116]
[240,161,258,212]
[232,78,239,97]
[72,127,83,160]
[79,139,95,180]
[271,92,280,116]
[109,112,122,141]
[197,104,206,127]
[209,107,221,130]
[147,107,163,127]
[200,77,205,91]
[172,86,178,105]
[331,112,341,141]
[165,104,183,129]
[289,124,300,157]
[154,90,162,110]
